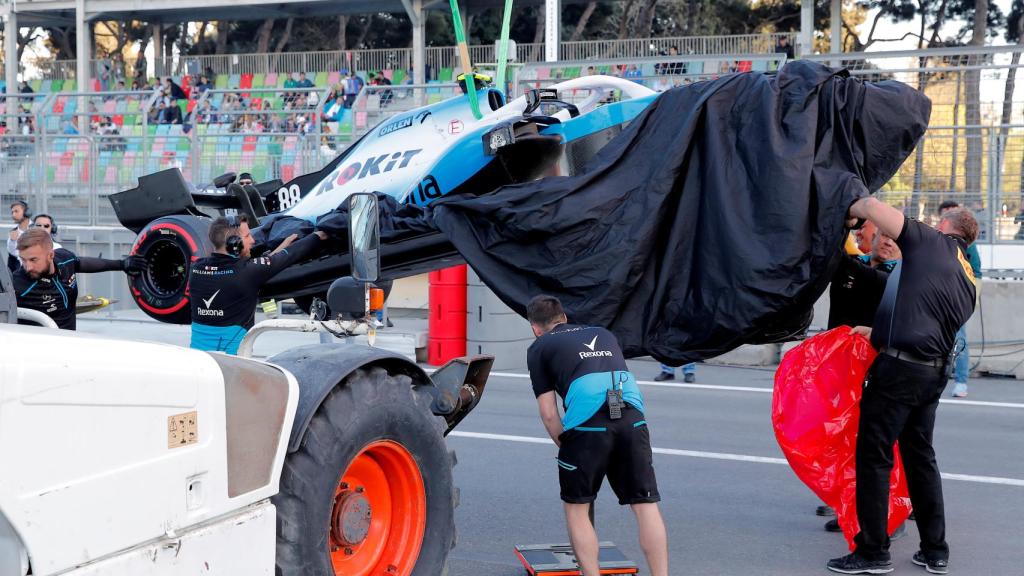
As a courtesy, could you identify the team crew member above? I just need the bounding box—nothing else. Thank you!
[189,215,327,354]
[32,214,63,248]
[937,201,981,398]
[526,295,668,576]
[826,199,978,575]
[13,228,145,330]
[7,200,31,272]
[821,227,903,532]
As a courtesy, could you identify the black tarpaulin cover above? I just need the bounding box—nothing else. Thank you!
[427,61,930,364]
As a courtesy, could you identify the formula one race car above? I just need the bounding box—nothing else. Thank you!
[111,74,657,323]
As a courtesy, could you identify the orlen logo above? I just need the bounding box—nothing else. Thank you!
[379,116,413,136]
[579,334,613,359]
[336,149,422,186]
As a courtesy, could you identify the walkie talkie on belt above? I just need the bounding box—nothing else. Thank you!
[607,373,625,420]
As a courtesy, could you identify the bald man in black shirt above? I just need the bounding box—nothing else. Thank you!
[826,197,978,575]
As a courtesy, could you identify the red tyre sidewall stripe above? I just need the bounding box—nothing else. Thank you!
[131,222,199,316]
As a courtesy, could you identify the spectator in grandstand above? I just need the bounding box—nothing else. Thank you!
[195,100,216,124]
[373,72,393,108]
[775,36,795,60]
[624,64,643,82]
[267,114,287,133]
[164,77,187,101]
[63,116,80,135]
[195,74,212,95]
[584,66,596,76]
[130,79,142,91]
[97,117,126,151]
[297,72,314,90]
[18,80,33,95]
[343,70,363,108]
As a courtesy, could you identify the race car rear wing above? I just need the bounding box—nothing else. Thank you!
[109,168,272,233]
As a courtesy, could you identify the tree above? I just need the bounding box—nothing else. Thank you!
[962,0,987,209]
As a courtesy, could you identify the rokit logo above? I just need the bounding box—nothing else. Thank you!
[579,334,613,359]
[334,149,422,186]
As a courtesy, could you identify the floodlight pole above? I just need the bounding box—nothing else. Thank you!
[545,0,560,62]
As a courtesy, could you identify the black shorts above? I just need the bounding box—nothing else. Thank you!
[556,405,660,505]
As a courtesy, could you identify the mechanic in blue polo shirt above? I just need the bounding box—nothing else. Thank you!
[526,295,668,576]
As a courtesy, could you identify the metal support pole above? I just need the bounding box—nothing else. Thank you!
[5,8,19,135]
[799,0,814,57]
[830,0,841,54]
[153,23,163,78]
[403,0,425,100]
[545,0,560,62]
[76,0,90,138]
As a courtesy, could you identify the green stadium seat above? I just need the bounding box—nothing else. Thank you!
[50,79,64,91]
[65,79,76,91]
[392,69,406,84]
[314,72,328,87]
[252,73,265,88]
[438,68,453,82]
[30,80,42,92]
[215,74,228,89]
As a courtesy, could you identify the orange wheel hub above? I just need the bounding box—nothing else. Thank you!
[329,440,426,576]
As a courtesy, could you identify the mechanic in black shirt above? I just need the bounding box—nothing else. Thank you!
[13,228,145,330]
[189,215,327,354]
[526,295,668,576]
[826,198,978,576]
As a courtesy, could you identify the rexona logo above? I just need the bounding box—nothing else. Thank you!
[336,149,422,186]
[379,116,413,136]
[579,334,613,359]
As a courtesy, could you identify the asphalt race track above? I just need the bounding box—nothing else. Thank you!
[445,361,1024,576]
[75,315,1024,575]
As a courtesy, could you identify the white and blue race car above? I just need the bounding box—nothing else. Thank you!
[111,74,657,323]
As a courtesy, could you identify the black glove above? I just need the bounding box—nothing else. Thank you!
[122,255,147,276]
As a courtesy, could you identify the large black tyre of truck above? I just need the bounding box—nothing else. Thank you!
[128,215,213,324]
[274,365,456,576]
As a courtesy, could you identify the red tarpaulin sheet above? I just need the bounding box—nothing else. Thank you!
[772,328,912,549]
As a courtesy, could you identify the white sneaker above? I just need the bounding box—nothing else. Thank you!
[951,382,968,398]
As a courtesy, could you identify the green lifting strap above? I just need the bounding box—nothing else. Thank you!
[496,0,515,97]
[449,0,482,120]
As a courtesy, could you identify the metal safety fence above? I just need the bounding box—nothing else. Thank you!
[2,46,1023,242]
[18,33,794,82]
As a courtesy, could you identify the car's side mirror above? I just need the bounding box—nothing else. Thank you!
[348,193,380,282]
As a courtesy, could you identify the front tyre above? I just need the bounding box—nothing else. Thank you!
[274,366,456,576]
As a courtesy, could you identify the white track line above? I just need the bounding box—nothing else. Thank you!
[483,372,1024,409]
[448,431,1024,487]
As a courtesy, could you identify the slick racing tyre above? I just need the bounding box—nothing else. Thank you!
[128,215,213,324]
[274,366,457,576]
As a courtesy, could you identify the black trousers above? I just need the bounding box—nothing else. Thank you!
[854,353,949,562]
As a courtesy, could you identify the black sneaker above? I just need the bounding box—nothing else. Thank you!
[683,373,696,383]
[653,372,675,382]
[817,505,836,517]
[825,518,842,532]
[826,553,893,574]
[912,551,949,574]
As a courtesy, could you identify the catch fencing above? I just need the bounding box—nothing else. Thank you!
[804,46,1024,240]
[22,33,795,82]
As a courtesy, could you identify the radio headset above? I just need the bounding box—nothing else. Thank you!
[225,214,244,257]
[34,213,58,236]
[13,200,30,220]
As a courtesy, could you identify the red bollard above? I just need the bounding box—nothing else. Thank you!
[428,265,467,365]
